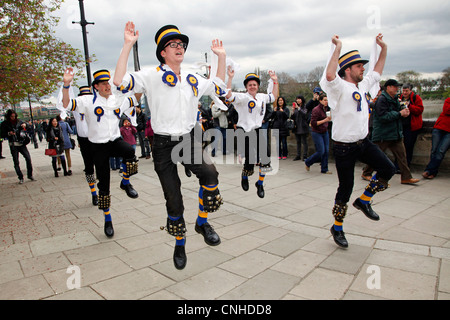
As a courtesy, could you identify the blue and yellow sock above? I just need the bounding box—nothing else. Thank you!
[197,185,218,226]
[334,220,343,231]
[121,163,131,186]
[89,182,97,197]
[169,215,186,246]
[359,174,377,204]
[258,168,265,186]
[103,208,112,222]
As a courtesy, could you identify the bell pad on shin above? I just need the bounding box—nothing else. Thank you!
[85,174,96,184]
[203,188,223,213]
[97,194,111,210]
[124,157,139,176]
[332,202,348,223]
[164,217,187,238]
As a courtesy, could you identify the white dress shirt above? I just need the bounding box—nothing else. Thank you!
[117,65,226,136]
[320,71,381,143]
[228,92,274,132]
[69,94,137,144]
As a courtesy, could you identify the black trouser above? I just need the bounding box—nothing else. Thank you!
[78,136,95,176]
[235,127,271,172]
[9,144,33,180]
[91,138,135,193]
[333,138,395,204]
[153,130,219,218]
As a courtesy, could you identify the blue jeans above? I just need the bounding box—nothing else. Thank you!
[424,128,450,176]
[305,131,329,172]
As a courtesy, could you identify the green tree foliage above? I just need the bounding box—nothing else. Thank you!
[0,0,85,106]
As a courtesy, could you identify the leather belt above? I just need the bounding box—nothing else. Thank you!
[333,139,366,146]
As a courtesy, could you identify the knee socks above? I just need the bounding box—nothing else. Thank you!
[258,168,266,186]
[359,173,377,205]
[197,184,218,226]
[103,208,112,222]
[89,182,97,197]
[121,163,131,186]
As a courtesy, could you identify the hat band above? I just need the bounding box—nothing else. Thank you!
[339,52,362,69]
[157,28,181,45]
[246,73,259,80]
[94,71,110,82]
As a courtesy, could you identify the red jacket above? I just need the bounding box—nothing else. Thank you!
[434,98,450,133]
[400,91,424,131]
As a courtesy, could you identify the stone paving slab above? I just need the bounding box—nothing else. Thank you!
[0,143,449,300]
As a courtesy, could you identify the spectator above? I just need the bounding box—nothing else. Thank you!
[0,110,34,183]
[423,98,450,179]
[272,96,290,159]
[135,105,147,159]
[120,118,137,150]
[399,83,424,166]
[145,116,154,159]
[211,98,229,155]
[57,115,74,175]
[304,93,332,174]
[291,95,309,161]
[47,117,68,177]
[362,79,419,184]
[305,86,322,124]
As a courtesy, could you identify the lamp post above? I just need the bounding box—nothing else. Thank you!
[72,0,94,86]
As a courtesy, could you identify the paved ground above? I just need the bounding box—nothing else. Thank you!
[0,141,449,300]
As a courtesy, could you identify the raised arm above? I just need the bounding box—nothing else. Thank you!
[268,70,279,101]
[225,65,235,100]
[326,35,342,82]
[373,33,387,76]
[210,39,226,83]
[62,67,74,109]
[113,21,139,87]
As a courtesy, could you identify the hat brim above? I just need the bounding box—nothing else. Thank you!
[243,77,261,87]
[338,59,369,77]
[156,33,189,64]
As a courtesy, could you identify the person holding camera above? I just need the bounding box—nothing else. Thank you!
[291,95,309,161]
[0,110,34,184]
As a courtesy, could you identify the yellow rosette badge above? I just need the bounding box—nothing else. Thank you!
[162,71,177,87]
[187,74,199,97]
[94,107,105,122]
[352,92,362,112]
[248,101,256,113]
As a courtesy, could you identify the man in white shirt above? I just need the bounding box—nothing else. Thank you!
[226,69,278,199]
[114,22,227,270]
[320,34,395,248]
[62,69,140,238]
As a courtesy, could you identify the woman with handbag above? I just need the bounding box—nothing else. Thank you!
[47,118,69,177]
[57,116,74,175]
[272,96,290,160]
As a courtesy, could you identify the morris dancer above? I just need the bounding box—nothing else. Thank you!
[62,69,140,238]
[114,22,227,270]
[225,67,278,198]
[319,34,395,248]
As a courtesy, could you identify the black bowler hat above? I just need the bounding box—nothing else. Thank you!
[155,25,189,64]
[384,79,403,87]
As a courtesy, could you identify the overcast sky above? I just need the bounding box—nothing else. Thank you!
[52,0,449,92]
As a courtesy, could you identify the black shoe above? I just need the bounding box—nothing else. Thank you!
[241,177,249,191]
[353,198,380,221]
[173,245,187,270]
[330,226,348,248]
[120,182,139,198]
[92,195,98,206]
[293,156,301,161]
[255,182,265,198]
[195,222,221,246]
[54,172,59,178]
[104,221,114,238]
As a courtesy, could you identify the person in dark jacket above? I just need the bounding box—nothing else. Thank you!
[47,117,69,177]
[362,79,419,184]
[135,105,147,158]
[0,110,34,183]
[272,96,290,159]
[291,95,309,160]
[305,93,331,173]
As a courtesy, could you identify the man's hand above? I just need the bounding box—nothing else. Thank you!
[268,70,278,82]
[400,108,410,117]
[124,21,139,46]
[331,35,342,47]
[211,39,225,57]
[63,67,74,86]
[375,33,386,49]
[227,65,235,79]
